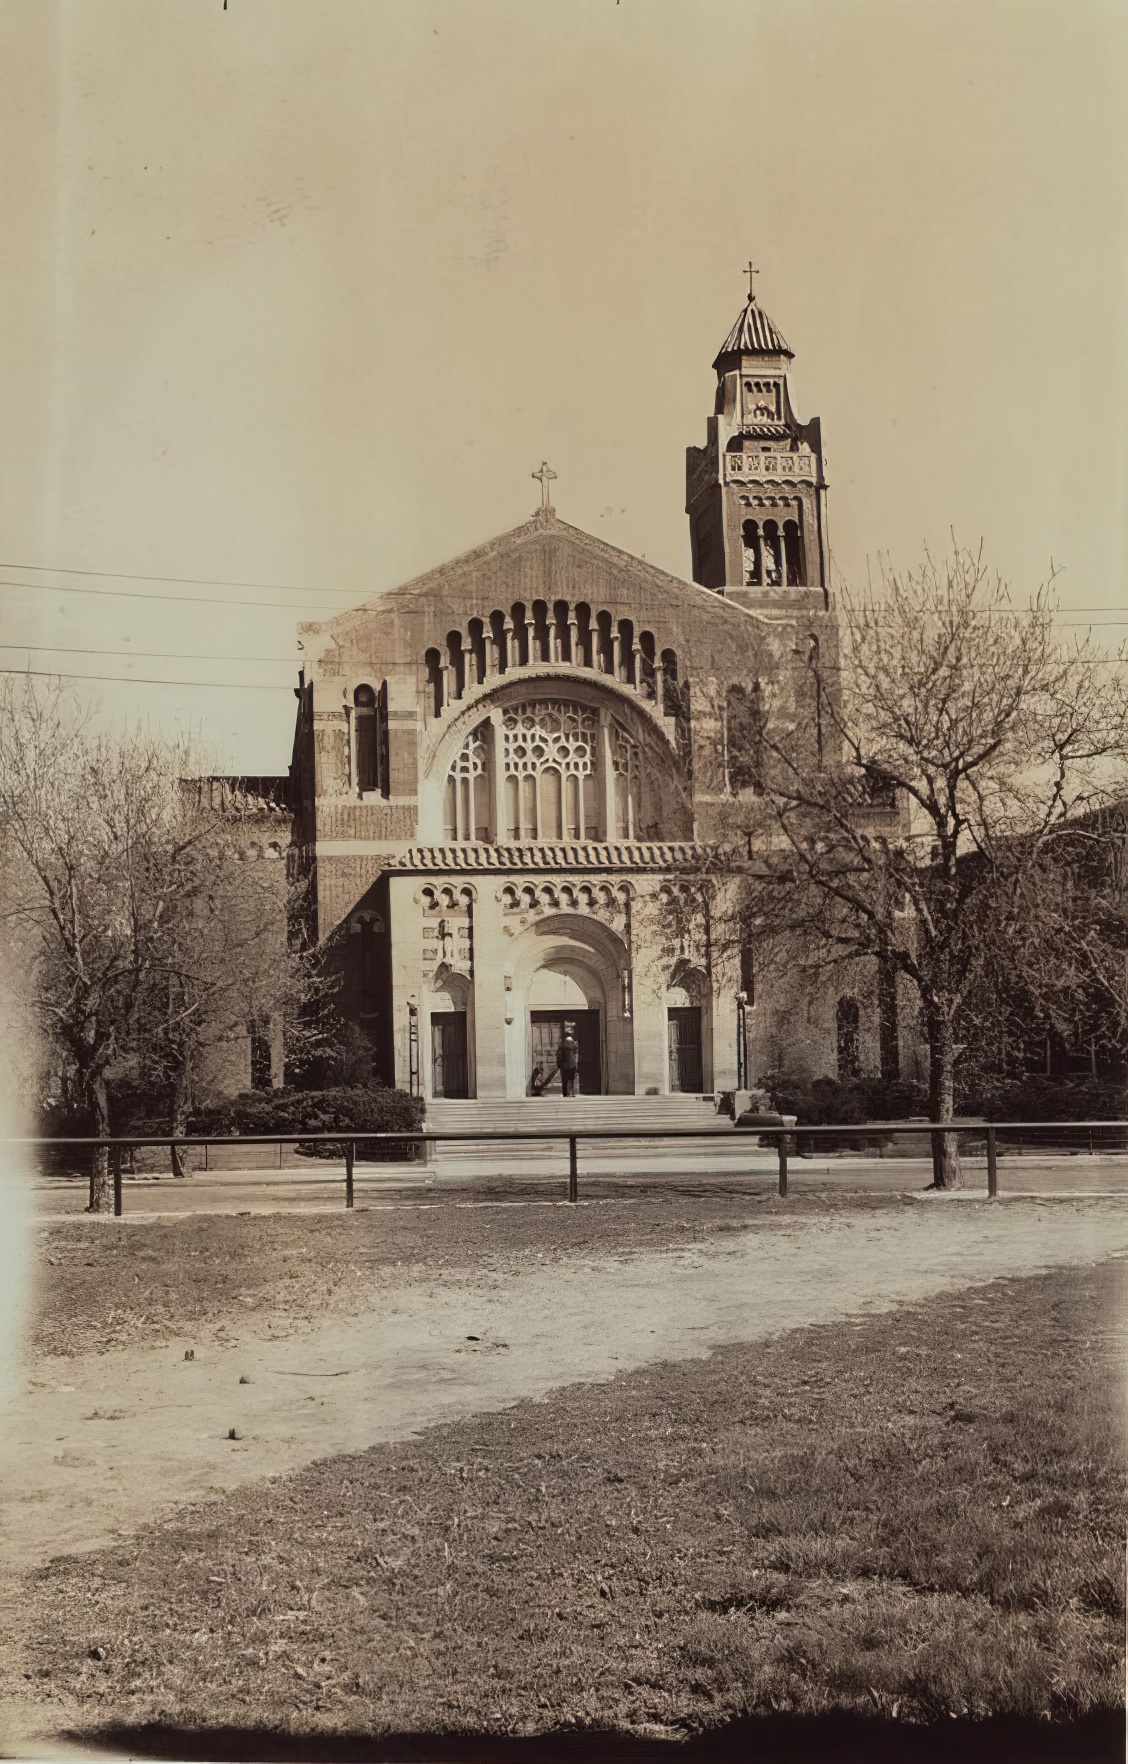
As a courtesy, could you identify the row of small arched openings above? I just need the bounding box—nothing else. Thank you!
[424,602,685,719]
[421,884,476,911]
[742,518,805,588]
[500,880,633,912]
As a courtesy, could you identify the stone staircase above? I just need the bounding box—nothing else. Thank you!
[423,1093,752,1181]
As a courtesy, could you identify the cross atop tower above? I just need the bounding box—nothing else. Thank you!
[532,460,557,511]
[746,260,760,302]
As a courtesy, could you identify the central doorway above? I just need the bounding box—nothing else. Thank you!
[530,1009,601,1095]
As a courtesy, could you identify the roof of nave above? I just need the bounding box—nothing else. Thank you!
[713,295,794,367]
[301,511,777,637]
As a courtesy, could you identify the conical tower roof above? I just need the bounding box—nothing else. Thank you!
[713,295,793,367]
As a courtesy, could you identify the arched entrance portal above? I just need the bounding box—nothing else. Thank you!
[528,964,603,1096]
[506,915,634,1098]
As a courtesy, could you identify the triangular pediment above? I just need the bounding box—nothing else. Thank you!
[314,513,767,638]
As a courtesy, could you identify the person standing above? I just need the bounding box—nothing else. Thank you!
[556,1032,579,1098]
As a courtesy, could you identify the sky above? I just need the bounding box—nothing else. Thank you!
[1,0,1125,772]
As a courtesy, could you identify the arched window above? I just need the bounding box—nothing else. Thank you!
[443,725,489,842]
[783,518,804,586]
[424,648,444,718]
[742,519,762,587]
[501,701,600,840]
[762,520,783,587]
[354,685,380,793]
[725,681,764,794]
[249,1018,272,1090]
[836,995,861,1080]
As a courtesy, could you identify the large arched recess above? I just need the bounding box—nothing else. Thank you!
[419,674,693,844]
[504,912,635,1097]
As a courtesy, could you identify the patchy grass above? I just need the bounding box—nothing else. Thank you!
[12,1261,1125,1752]
[30,1190,910,1359]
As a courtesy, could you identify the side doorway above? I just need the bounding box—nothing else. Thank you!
[667,1006,704,1093]
[431,1013,469,1098]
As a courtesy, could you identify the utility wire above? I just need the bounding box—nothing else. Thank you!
[0,666,296,691]
[0,555,1124,621]
[0,642,297,664]
[0,575,357,612]
[0,557,335,594]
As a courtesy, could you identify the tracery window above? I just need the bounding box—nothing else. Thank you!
[610,723,636,838]
[503,701,601,840]
[443,725,489,842]
[441,698,644,844]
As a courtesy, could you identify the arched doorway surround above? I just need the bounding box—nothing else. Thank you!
[428,965,474,1098]
[666,960,712,1095]
[505,914,634,1098]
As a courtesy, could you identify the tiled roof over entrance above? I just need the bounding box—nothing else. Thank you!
[713,297,793,365]
[382,840,708,871]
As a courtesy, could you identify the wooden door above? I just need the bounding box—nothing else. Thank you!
[667,1006,703,1093]
[431,1013,469,1098]
[530,1010,602,1095]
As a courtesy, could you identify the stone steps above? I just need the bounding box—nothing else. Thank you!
[423,1095,740,1174]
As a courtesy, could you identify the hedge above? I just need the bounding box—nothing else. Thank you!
[185,1085,426,1161]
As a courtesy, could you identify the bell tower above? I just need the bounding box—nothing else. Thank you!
[686,271,829,613]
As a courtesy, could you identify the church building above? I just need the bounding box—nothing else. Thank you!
[290,281,856,1104]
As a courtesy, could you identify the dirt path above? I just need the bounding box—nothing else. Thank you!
[4,1198,1125,1573]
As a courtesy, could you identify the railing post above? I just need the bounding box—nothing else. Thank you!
[568,1135,578,1203]
[986,1125,998,1200]
[345,1140,355,1209]
[112,1144,123,1218]
[777,1132,788,1199]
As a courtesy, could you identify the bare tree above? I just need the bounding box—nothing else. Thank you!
[0,681,222,1206]
[0,684,328,1207]
[125,800,289,1176]
[695,548,1128,1186]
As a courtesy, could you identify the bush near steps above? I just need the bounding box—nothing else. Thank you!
[184,1085,426,1161]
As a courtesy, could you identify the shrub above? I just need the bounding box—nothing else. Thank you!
[186,1086,426,1161]
[957,1072,1127,1123]
[760,1072,929,1153]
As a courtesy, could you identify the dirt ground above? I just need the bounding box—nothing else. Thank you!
[4,1197,1125,1580]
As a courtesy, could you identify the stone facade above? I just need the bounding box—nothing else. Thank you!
[290,286,897,1101]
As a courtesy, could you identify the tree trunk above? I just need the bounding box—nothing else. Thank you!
[926,1012,962,1189]
[169,1054,191,1179]
[87,1071,113,1213]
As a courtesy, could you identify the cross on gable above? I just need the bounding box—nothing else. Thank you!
[532,460,558,510]
[746,260,760,302]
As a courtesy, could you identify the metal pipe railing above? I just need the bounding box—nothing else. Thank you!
[14,1118,1128,1215]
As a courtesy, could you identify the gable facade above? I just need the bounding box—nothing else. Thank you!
[290,287,863,1101]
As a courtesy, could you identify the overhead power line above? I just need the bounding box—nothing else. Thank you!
[0,665,296,692]
[0,575,357,613]
[0,642,297,665]
[0,557,333,595]
[0,554,1123,622]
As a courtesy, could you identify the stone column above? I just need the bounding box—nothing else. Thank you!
[472,889,509,1097]
[599,709,616,840]
[388,876,425,1097]
[490,712,506,841]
